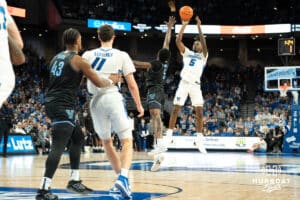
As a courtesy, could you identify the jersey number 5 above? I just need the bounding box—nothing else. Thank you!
[51,61,64,77]
[0,7,7,30]
[92,57,106,71]
[189,58,196,67]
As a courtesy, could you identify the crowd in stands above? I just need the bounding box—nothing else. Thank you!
[2,43,292,154]
[56,0,297,25]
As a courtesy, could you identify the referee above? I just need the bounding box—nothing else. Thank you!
[0,101,13,157]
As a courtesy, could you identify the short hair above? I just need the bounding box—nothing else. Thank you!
[194,36,200,42]
[158,48,171,63]
[62,28,80,46]
[97,25,115,42]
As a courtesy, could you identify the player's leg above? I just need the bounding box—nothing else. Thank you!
[67,124,93,194]
[0,71,15,108]
[149,108,165,148]
[36,122,74,200]
[165,80,188,137]
[110,94,133,198]
[190,84,207,153]
[90,96,122,174]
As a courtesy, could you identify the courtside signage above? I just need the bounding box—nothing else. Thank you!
[0,135,35,154]
[175,24,291,35]
[87,19,131,31]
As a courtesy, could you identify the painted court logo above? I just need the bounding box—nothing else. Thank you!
[252,164,290,193]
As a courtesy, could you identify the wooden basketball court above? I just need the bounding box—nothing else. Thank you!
[0,151,299,200]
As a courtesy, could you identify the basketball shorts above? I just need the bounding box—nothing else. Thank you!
[90,92,132,140]
[173,80,204,107]
[45,102,76,127]
[0,67,15,107]
[147,86,165,110]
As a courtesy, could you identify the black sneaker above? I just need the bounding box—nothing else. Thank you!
[66,180,93,194]
[35,189,58,200]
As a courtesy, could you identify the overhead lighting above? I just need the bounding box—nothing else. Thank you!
[23,27,26,31]
[38,33,42,37]
[273,6,278,11]
[232,35,235,38]
[279,34,282,37]
[220,49,223,52]
[255,35,259,38]
[220,37,223,40]
[92,36,96,39]
[269,37,273,40]
[141,36,144,39]
[257,48,261,52]
[144,33,147,37]
[45,29,48,33]
[123,32,127,35]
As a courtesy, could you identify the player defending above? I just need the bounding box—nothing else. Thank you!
[133,16,176,172]
[165,16,208,153]
[83,25,144,199]
[36,28,121,200]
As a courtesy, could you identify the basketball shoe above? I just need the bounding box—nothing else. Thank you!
[35,189,58,200]
[197,133,207,153]
[115,175,132,199]
[150,154,164,172]
[66,180,93,194]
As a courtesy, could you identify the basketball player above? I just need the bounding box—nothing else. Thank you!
[133,16,176,172]
[165,16,208,153]
[0,0,25,108]
[82,24,144,199]
[36,28,121,200]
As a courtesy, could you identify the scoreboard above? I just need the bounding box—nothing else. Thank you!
[278,38,295,56]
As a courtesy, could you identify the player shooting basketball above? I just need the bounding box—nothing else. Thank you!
[165,16,208,153]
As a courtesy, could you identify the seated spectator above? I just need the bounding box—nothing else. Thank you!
[36,124,51,154]
[14,122,26,135]
[247,136,267,153]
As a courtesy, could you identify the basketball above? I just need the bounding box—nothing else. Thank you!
[179,6,193,21]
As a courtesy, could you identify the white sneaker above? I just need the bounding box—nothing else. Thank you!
[197,133,207,154]
[151,154,164,172]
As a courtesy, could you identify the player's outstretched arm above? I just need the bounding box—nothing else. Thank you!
[176,20,189,54]
[195,16,208,57]
[7,15,23,49]
[133,60,151,69]
[8,36,25,65]
[7,15,25,65]
[163,16,176,49]
[125,74,144,117]
[72,55,121,87]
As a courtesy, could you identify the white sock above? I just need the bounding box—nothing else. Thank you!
[120,168,129,178]
[39,177,52,190]
[157,138,164,147]
[70,169,80,181]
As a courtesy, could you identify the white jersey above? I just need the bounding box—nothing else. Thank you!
[82,47,135,96]
[0,0,12,70]
[180,47,208,84]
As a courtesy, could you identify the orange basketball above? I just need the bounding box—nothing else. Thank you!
[179,6,193,21]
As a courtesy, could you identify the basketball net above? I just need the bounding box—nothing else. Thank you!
[279,83,291,97]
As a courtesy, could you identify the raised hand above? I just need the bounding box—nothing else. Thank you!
[195,16,201,25]
[165,16,176,28]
